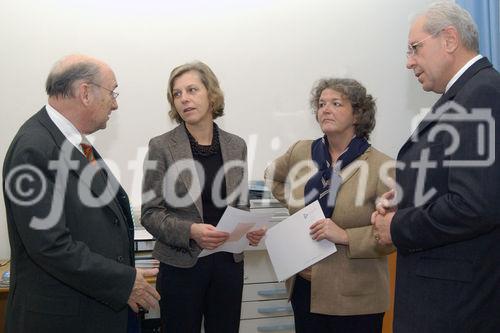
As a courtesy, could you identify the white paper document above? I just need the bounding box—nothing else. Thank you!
[199,206,273,257]
[265,201,337,281]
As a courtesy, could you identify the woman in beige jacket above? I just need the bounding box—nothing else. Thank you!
[265,78,395,333]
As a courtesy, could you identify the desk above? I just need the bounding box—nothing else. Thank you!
[0,261,10,333]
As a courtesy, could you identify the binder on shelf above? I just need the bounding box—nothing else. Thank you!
[134,240,155,252]
[135,258,159,268]
[135,250,153,259]
[134,227,155,251]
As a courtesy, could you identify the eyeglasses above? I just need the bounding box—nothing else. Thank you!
[89,82,119,99]
[406,31,441,58]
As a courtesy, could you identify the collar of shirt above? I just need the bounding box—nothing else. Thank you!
[45,103,85,154]
[445,54,483,93]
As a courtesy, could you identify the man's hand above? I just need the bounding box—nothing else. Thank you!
[310,218,348,245]
[127,268,160,313]
[190,223,229,249]
[371,211,395,246]
[375,189,397,215]
[246,227,267,246]
[375,177,398,215]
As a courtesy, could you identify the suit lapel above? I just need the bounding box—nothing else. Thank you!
[339,149,369,185]
[36,108,125,221]
[37,108,89,180]
[219,129,240,200]
[169,125,204,218]
[92,149,128,222]
[399,93,449,155]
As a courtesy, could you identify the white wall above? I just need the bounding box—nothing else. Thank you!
[0,0,439,259]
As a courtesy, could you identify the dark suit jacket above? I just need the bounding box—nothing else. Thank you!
[392,57,500,332]
[2,108,136,333]
[141,124,248,268]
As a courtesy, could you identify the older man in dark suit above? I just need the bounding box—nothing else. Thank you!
[372,2,500,332]
[2,54,160,333]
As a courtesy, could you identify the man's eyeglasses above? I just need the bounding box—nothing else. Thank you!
[89,82,119,99]
[406,31,441,58]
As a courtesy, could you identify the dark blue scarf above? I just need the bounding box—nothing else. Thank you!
[304,136,370,217]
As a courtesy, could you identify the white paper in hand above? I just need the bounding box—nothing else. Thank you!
[199,206,272,257]
[265,200,337,281]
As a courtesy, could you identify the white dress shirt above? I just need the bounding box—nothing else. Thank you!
[45,103,85,154]
[445,54,483,93]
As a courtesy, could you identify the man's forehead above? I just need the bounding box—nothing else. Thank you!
[102,67,117,85]
[408,16,427,41]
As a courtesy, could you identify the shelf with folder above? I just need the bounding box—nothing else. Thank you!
[134,228,156,266]
[134,227,156,251]
[134,241,155,252]
[135,258,159,269]
[133,227,160,329]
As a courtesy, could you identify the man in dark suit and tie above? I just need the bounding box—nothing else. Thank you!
[372,2,500,332]
[2,54,160,333]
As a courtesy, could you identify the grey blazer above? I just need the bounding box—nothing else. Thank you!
[141,124,248,268]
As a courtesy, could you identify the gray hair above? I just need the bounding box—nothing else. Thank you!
[310,78,376,140]
[45,60,101,98]
[422,1,479,53]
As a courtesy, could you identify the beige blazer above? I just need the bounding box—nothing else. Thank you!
[265,140,395,315]
[141,124,248,268]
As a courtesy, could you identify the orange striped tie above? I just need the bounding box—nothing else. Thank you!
[80,143,97,165]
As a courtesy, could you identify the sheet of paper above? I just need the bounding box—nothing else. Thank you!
[265,200,337,281]
[199,206,273,257]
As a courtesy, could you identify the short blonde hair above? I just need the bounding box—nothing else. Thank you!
[166,61,225,123]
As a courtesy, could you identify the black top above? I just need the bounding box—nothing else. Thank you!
[186,123,227,226]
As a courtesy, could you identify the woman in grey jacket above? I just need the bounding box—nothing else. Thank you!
[141,61,265,333]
